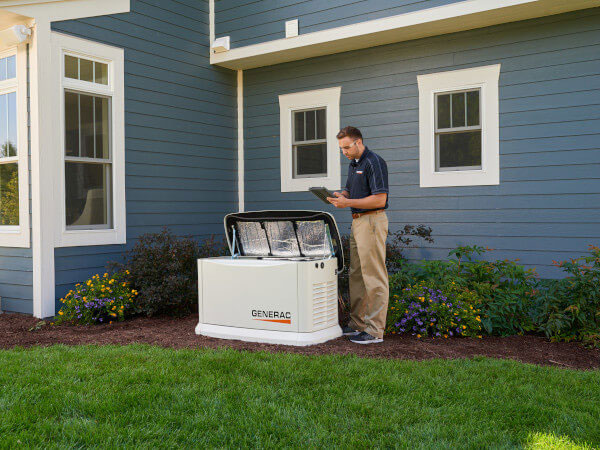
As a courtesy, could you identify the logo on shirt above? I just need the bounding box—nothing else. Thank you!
[356,171,363,174]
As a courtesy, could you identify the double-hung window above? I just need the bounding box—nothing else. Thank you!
[279,87,341,192]
[52,32,125,247]
[417,64,500,187]
[0,46,29,247]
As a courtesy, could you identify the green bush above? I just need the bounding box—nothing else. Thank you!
[113,229,228,317]
[55,271,137,325]
[386,280,482,338]
[389,245,539,336]
[534,245,600,346]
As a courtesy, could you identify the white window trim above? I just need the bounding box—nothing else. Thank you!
[51,32,125,247]
[279,87,341,193]
[0,45,30,247]
[417,64,500,188]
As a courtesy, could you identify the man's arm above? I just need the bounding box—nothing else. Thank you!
[327,192,387,209]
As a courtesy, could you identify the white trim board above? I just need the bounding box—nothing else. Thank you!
[210,0,599,70]
[1,0,130,23]
[417,64,500,188]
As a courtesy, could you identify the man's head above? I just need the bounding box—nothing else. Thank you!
[337,126,365,160]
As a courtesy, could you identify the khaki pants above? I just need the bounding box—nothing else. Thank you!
[347,211,389,339]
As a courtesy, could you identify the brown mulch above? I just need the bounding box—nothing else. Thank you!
[1,312,599,370]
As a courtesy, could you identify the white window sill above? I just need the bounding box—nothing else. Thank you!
[57,228,126,247]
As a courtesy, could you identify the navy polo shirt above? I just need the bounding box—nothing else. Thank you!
[344,147,389,214]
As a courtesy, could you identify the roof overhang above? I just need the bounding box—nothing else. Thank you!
[0,0,130,26]
[211,0,600,70]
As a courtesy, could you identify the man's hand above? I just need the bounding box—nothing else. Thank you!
[327,192,351,209]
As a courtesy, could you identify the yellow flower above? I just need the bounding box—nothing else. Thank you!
[109,321,113,324]
[417,334,421,338]
[58,311,63,315]
[104,273,108,278]
[444,334,448,338]
[126,270,130,275]
[462,325,467,329]
[83,296,87,301]
[110,313,116,317]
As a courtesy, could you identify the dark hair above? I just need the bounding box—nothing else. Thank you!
[336,126,363,140]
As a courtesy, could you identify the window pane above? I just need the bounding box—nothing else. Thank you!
[1,92,17,158]
[7,92,16,157]
[316,108,326,140]
[293,143,327,177]
[94,61,108,85]
[65,55,79,80]
[65,162,111,227]
[437,94,450,129]
[437,131,481,170]
[6,55,15,79]
[0,55,16,81]
[95,97,110,159]
[467,90,480,126]
[65,92,79,157]
[79,94,95,158]
[294,111,304,142]
[451,92,465,128]
[79,58,94,83]
[306,110,316,141]
[0,163,18,225]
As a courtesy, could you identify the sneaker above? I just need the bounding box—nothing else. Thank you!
[349,331,383,344]
[341,325,360,336]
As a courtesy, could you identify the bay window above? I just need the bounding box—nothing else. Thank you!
[0,46,30,247]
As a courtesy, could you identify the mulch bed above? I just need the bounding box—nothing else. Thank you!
[2,312,599,370]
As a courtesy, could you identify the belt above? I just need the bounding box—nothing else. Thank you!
[352,209,384,220]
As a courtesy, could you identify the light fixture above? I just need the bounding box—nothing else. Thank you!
[0,25,32,47]
[212,36,230,53]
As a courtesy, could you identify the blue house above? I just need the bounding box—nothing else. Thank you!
[0,0,598,318]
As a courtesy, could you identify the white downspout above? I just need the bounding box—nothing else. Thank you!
[237,69,244,212]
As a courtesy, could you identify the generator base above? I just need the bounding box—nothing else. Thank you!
[195,323,342,346]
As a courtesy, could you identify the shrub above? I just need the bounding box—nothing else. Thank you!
[389,245,539,336]
[386,280,482,338]
[54,271,136,325]
[113,228,228,317]
[534,245,600,346]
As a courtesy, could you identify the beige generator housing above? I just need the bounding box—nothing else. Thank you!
[195,211,344,346]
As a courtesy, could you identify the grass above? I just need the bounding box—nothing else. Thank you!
[0,345,599,449]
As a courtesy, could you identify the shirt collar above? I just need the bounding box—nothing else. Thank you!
[356,146,370,164]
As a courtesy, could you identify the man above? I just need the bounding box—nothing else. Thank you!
[327,126,389,344]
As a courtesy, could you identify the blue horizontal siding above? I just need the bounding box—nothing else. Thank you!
[215,0,464,49]
[243,8,600,278]
[0,247,33,314]
[51,0,237,310]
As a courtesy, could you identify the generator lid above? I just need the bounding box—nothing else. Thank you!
[224,210,344,272]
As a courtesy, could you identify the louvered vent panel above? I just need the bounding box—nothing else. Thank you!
[312,280,338,330]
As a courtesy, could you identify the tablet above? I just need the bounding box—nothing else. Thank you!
[309,186,336,205]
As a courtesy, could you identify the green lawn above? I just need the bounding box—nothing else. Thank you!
[1,345,598,448]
